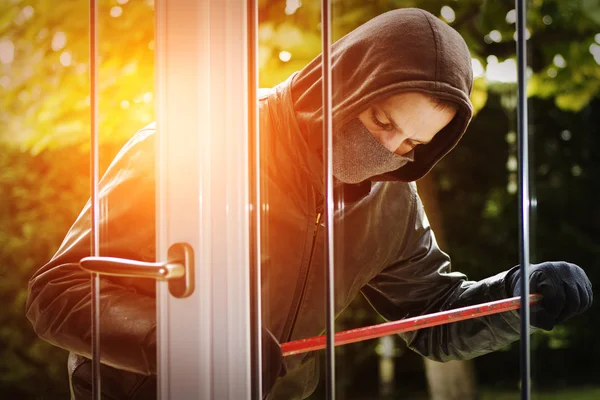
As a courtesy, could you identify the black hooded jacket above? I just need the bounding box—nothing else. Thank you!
[26,9,523,400]
[292,8,473,182]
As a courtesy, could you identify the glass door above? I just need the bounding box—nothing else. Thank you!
[78,1,255,399]
[65,1,598,399]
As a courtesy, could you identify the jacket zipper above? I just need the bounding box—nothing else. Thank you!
[284,211,322,343]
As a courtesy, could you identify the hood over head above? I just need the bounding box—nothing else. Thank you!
[291,8,474,182]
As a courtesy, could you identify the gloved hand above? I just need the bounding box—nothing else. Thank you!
[506,261,593,330]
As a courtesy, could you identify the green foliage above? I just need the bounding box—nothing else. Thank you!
[258,0,600,113]
[0,0,155,151]
[0,142,90,398]
[0,138,124,398]
[480,387,600,400]
[1,0,599,152]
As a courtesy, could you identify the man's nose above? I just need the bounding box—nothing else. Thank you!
[394,140,414,156]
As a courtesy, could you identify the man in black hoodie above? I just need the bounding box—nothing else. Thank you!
[26,8,592,399]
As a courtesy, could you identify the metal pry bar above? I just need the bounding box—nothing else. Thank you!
[281,294,542,357]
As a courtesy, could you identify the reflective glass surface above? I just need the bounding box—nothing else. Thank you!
[528,1,599,398]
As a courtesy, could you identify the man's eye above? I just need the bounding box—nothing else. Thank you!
[370,108,394,131]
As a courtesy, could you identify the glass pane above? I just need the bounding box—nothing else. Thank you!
[254,1,542,398]
[25,1,254,398]
[256,1,328,398]
[24,0,158,398]
[529,0,599,398]
[22,0,254,398]
[90,1,158,397]
[327,1,526,399]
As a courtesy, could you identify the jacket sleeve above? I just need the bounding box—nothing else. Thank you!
[361,185,522,362]
[26,126,286,384]
[25,127,160,375]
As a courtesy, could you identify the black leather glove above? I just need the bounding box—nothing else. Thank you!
[506,261,593,330]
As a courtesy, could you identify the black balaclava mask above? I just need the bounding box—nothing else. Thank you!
[291,8,474,183]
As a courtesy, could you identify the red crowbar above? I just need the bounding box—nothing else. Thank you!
[281,294,542,357]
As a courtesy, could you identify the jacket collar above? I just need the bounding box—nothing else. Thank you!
[265,74,324,193]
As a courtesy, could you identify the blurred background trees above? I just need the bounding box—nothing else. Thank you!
[1,0,598,398]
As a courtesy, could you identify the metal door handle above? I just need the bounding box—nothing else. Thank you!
[79,242,195,297]
[80,257,184,280]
